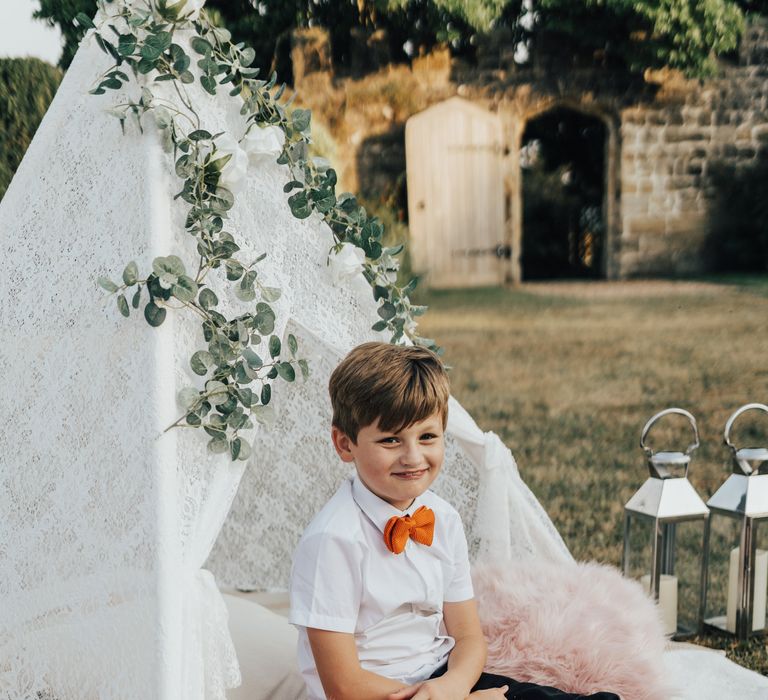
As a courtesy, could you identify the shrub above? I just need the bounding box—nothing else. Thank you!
[0,57,62,201]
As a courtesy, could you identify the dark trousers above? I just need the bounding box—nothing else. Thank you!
[429,664,620,700]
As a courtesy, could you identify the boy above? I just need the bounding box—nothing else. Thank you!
[289,342,619,700]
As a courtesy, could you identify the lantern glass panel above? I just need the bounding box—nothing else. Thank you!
[624,513,654,583]
[624,514,706,637]
[704,513,768,635]
[667,519,707,635]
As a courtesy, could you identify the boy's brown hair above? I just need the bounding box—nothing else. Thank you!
[329,342,450,442]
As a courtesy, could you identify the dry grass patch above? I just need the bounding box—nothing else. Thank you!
[414,277,768,672]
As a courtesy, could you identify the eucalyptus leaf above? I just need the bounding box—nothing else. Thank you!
[144,301,167,327]
[190,350,213,376]
[287,334,298,356]
[117,294,130,317]
[199,288,218,310]
[178,386,200,409]
[98,276,119,293]
[131,287,142,309]
[121,261,138,286]
[261,286,281,302]
[260,383,271,406]
[268,335,281,358]
[377,302,397,321]
[298,359,309,379]
[207,436,229,454]
[277,362,295,382]
[172,275,198,303]
[206,380,229,405]
[236,439,252,461]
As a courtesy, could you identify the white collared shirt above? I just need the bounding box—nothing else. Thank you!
[289,473,474,700]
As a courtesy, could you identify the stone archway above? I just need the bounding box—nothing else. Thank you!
[502,100,620,283]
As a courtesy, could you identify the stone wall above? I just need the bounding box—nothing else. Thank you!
[617,21,768,276]
[290,20,768,279]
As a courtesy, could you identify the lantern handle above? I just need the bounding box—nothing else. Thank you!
[640,407,700,458]
[724,403,768,453]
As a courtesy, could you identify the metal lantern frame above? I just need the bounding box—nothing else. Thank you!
[622,408,710,639]
[703,403,768,640]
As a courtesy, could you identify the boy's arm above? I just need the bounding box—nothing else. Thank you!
[307,627,408,700]
[432,599,487,696]
[387,599,488,700]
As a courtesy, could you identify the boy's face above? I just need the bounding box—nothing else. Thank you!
[331,411,445,511]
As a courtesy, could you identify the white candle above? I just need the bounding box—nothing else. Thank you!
[726,547,768,633]
[641,573,678,636]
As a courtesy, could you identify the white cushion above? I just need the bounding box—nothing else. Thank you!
[223,593,306,700]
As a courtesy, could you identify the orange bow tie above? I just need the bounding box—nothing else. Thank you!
[384,505,435,554]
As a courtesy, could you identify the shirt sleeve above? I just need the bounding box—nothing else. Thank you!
[289,530,364,633]
[444,514,474,603]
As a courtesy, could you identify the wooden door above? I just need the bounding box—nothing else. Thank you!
[406,97,506,288]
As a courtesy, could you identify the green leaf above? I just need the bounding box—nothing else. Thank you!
[117,34,137,56]
[178,386,200,409]
[287,190,312,219]
[287,334,298,356]
[225,260,244,281]
[260,383,271,406]
[291,108,311,132]
[131,287,142,309]
[186,412,202,427]
[144,301,167,327]
[240,47,256,67]
[371,320,388,332]
[243,347,263,369]
[122,261,139,286]
[189,129,213,141]
[277,362,295,382]
[206,380,229,405]
[153,255,186,277]
[98,276,119,293]
[261,287,281,302]
[75,12,95,29]
[208,436,229,454]
[235,284,256,302]
[237,387,254,407]
[230,437,242,460]
[254,302,275,335]
[269,335,281,358]
[373,285,389,301]
[298,358,309,379]
[190,350,213,376]
[201,75,217,95]
[117,294,130,317]
[236,439,251,461]
[199,288,218,310]
[190,36,212,55]
[377,302,397,321]
[172,275,198,303]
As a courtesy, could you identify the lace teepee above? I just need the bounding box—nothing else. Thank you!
[0,10,569,700]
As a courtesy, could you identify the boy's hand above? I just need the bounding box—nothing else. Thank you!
[387,679,508,700]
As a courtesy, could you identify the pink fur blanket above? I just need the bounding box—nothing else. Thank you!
[472,559,677,700]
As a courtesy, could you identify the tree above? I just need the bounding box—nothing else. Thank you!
[531,0,745,77]
[33,0,757,77]
[0,58,62,200]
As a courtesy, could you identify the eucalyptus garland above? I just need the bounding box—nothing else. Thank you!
[85,0,437,461]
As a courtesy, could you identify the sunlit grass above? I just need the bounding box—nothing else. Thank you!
[414,277,768,672]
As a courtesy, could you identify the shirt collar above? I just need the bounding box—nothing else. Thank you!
[351,472,425,534]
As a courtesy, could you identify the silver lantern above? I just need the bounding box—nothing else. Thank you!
[703,403,768,640]
[622,408,710,638]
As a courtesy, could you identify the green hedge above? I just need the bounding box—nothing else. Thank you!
[0,57,62,200]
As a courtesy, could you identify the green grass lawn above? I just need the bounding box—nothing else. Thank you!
[414,276,768,673]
